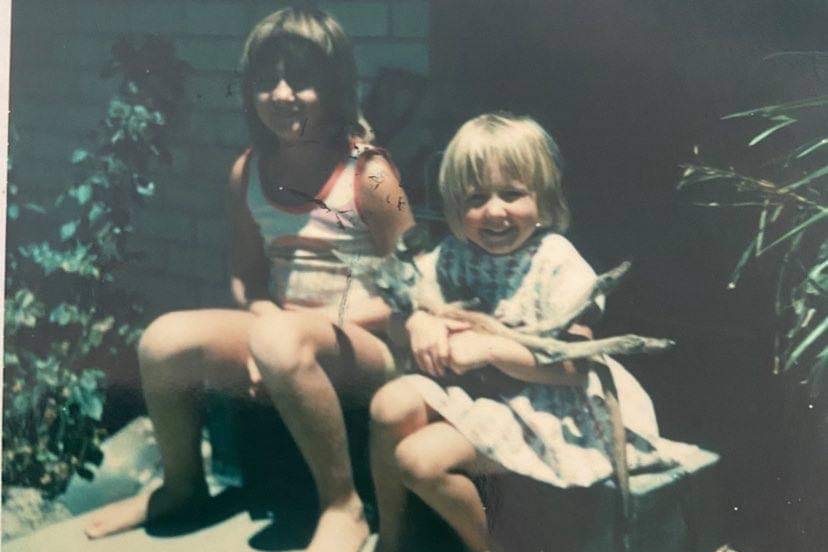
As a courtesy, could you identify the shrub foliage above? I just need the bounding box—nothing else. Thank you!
[679,90,827,397]
[4,36,189,497]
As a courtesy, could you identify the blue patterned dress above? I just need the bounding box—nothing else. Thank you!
[401,231,692,488]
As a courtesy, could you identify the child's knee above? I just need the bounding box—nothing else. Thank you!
[370,380,421,429]
[394,436,444,488]
[248,312,316,378]
[138,311,199,368]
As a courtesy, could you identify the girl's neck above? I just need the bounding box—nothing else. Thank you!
[259,140,346,194]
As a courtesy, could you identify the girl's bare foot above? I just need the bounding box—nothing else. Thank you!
[84,485,208,539]
[306,493,370,552]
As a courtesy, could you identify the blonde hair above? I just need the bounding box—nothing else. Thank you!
[240,6,370,151]
[438,112,570,238]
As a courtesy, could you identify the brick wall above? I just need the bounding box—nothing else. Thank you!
[10,0,429,318]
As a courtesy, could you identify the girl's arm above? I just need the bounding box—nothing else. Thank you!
[338,153,414,331]
[447,324,592,386]
[227,152,280,316]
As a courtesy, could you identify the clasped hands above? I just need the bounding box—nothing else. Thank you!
[405,310,497,377]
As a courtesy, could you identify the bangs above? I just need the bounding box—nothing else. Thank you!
[248,35,327,74]
[454,124,542,195]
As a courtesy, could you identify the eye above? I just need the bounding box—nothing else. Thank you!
[253,73,278,92]
[464,193,488,208]
[500,190,527,202]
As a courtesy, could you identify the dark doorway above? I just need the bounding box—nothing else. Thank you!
[429,2,827,550]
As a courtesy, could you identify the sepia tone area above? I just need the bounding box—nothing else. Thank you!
[4,1,827,551]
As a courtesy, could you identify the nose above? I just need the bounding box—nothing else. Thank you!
[482,196,508,221]
[272,79,295,103]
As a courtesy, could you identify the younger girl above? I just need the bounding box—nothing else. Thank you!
[85,7,413,552]
[370,113,677,551]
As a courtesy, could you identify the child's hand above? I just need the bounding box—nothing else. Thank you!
[406,311,471,377]
[446,331,494,374]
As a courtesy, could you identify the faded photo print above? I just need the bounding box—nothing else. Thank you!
[3,2,827,552]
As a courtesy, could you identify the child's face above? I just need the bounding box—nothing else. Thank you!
[252,58,329,143]
[461,164,540,255]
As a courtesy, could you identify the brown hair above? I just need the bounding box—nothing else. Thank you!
[240,5,367,152]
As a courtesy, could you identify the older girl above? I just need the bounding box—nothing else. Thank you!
[85,8,413,552]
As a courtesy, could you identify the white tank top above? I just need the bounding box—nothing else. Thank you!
[244,151,379,308]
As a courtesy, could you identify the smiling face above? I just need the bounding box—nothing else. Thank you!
[252,58,330,143]
[461,163,541,255]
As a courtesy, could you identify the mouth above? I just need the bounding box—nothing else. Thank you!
[480,227,517,243]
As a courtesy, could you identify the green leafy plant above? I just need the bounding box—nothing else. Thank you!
[678,92,827,399]
[3,36,190,497]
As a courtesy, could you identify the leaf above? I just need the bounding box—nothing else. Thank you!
[8,203,19,219]
[758,210,828,256]
[71,183,93,205]
[133,175,155,197]
[785,316,828,371]
[79,371,100,392]
[809,347,828,400]
[780,164,828,193]
[723,95,828,119]
[748,116,796,146]
[794,137,828,159]
[60,220,79,241]
[49,303,80,326]
[71,149,90,165]
[756,201,770,253]
[728,235,759,289]
[88,202,107,224]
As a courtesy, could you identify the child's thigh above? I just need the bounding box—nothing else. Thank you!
[141,308,256,393]
[249,312,396,404]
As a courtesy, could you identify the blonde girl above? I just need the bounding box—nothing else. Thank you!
[85,7,413,552]
[370,113,675,551]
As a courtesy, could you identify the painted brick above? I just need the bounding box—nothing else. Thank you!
[320,2,389,38]
[12,102,102,136]
[183,1,250,37]
[164,242,227,280]
[178,36,245,72]
[53,34,113,70]
[118,271,202,316]
[10,29,61,67]
[390,1,429,38]
[139,206,196,242]
[126,234,172,275]
[188,109,248,148]
[11,129,78,168]
[198,282,234,309]
[72,1,188,35]
[195,216,230,248]
[354,41,428,77]
[12,1,80,33]
[159,171,227,216]
[187,72,243,111]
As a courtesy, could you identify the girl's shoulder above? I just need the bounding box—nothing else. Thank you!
[533,232,592,271]
[353,143,401,185]
[228,148,254,198]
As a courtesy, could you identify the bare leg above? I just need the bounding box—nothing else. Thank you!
[369,379,435,552]
[248,311,394,552]
[85,309,255,539]
[396,422,502,552]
